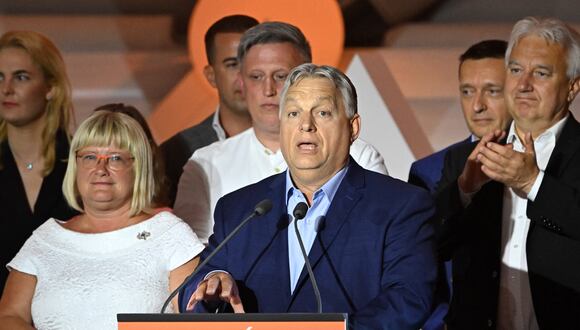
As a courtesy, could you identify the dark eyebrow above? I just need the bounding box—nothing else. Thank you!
[221,57,238,64]
[483,83,503,88]
[13,69,31,75]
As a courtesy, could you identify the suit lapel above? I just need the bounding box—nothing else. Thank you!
[243,173,293,307]
[545,115,580,177]
[288,161,364,310]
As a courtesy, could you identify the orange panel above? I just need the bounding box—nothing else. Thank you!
[149,0,344,143]
[119,320,345,330]
[189,0,344,92]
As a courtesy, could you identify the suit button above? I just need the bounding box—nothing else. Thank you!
[487,319,493,327]
[491,270,498,278]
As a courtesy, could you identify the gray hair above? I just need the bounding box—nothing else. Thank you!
[237,21,312,64]
[506,16,580,80]
[280,63,357,119]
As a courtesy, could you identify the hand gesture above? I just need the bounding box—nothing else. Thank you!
[186,271,245,313]
[458,130,506,194]
[477,132,540,197]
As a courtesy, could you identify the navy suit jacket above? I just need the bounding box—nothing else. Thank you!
[408,137,471,193]
[180,160,437,329]
[407,137,470,330]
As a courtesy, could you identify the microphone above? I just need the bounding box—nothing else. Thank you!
[161,199,273,313]
[292,202,323,313]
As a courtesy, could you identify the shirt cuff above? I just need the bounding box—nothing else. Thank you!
[527,170,545,202]
[203,270,230,282]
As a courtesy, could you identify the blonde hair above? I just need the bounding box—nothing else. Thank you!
[62,111,155,216]
[0,31,74,175]
[93,103,169,207]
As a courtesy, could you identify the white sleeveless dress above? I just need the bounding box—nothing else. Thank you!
[7,211,204,330]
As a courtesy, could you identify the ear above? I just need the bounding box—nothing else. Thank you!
[45,85,55,101]
[349,113,361,144]
[203,65,217,88]
[568,77,580,103]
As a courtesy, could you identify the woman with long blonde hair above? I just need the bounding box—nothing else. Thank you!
[0,31,77,292]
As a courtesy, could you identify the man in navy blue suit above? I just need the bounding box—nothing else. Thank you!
[408,40,511,193]
[407,39,512,330]
[179,64,437,329]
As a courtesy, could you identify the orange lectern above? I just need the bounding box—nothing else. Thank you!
[118,313,347,330]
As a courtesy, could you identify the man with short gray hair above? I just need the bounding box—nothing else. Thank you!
[437,17,580,329]
[174,22,387,243]
[179,64,436,330]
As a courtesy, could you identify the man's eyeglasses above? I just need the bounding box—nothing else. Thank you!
[76,152,135,171]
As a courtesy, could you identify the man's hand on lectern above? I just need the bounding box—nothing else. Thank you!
[186,271,245,313]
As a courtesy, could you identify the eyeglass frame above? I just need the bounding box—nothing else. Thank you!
[75,151,135,171]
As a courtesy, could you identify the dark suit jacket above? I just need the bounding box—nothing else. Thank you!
[0,131,78,292]
[159,114,218,205]
[180,160,437,329]
[436,114,580,329]
[407,137,470,330]
[409,138,471,193]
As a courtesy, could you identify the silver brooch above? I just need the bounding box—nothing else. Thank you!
[137,231,151,240]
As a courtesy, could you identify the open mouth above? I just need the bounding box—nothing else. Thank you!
[297,141,317,151]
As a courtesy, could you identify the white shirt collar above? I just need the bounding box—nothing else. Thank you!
[507,113,568,146]
[212,106,227,141]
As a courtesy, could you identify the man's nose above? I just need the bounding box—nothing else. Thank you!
[517,71,534,92]
[473,92,487,114]
[263,77,276,97]
[300,114,315,132]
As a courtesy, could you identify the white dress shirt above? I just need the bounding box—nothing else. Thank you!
[173,128,388,243]
[496,115,568,330]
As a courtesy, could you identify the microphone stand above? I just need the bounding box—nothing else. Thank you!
[293,202,323,313]
[160,199,272,313]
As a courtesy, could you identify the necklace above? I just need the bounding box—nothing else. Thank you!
[11,153,39,172]
[7,140,41,172]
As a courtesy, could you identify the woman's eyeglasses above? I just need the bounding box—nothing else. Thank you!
[76,152,134,171]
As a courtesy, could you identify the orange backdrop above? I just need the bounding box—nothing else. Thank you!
[149,0,344,143]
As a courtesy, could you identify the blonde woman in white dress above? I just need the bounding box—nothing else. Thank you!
[0,110,204,329]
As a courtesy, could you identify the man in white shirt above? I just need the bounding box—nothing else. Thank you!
[436,17,580,329]
[174,22,387,243]
[160,15,258,204]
